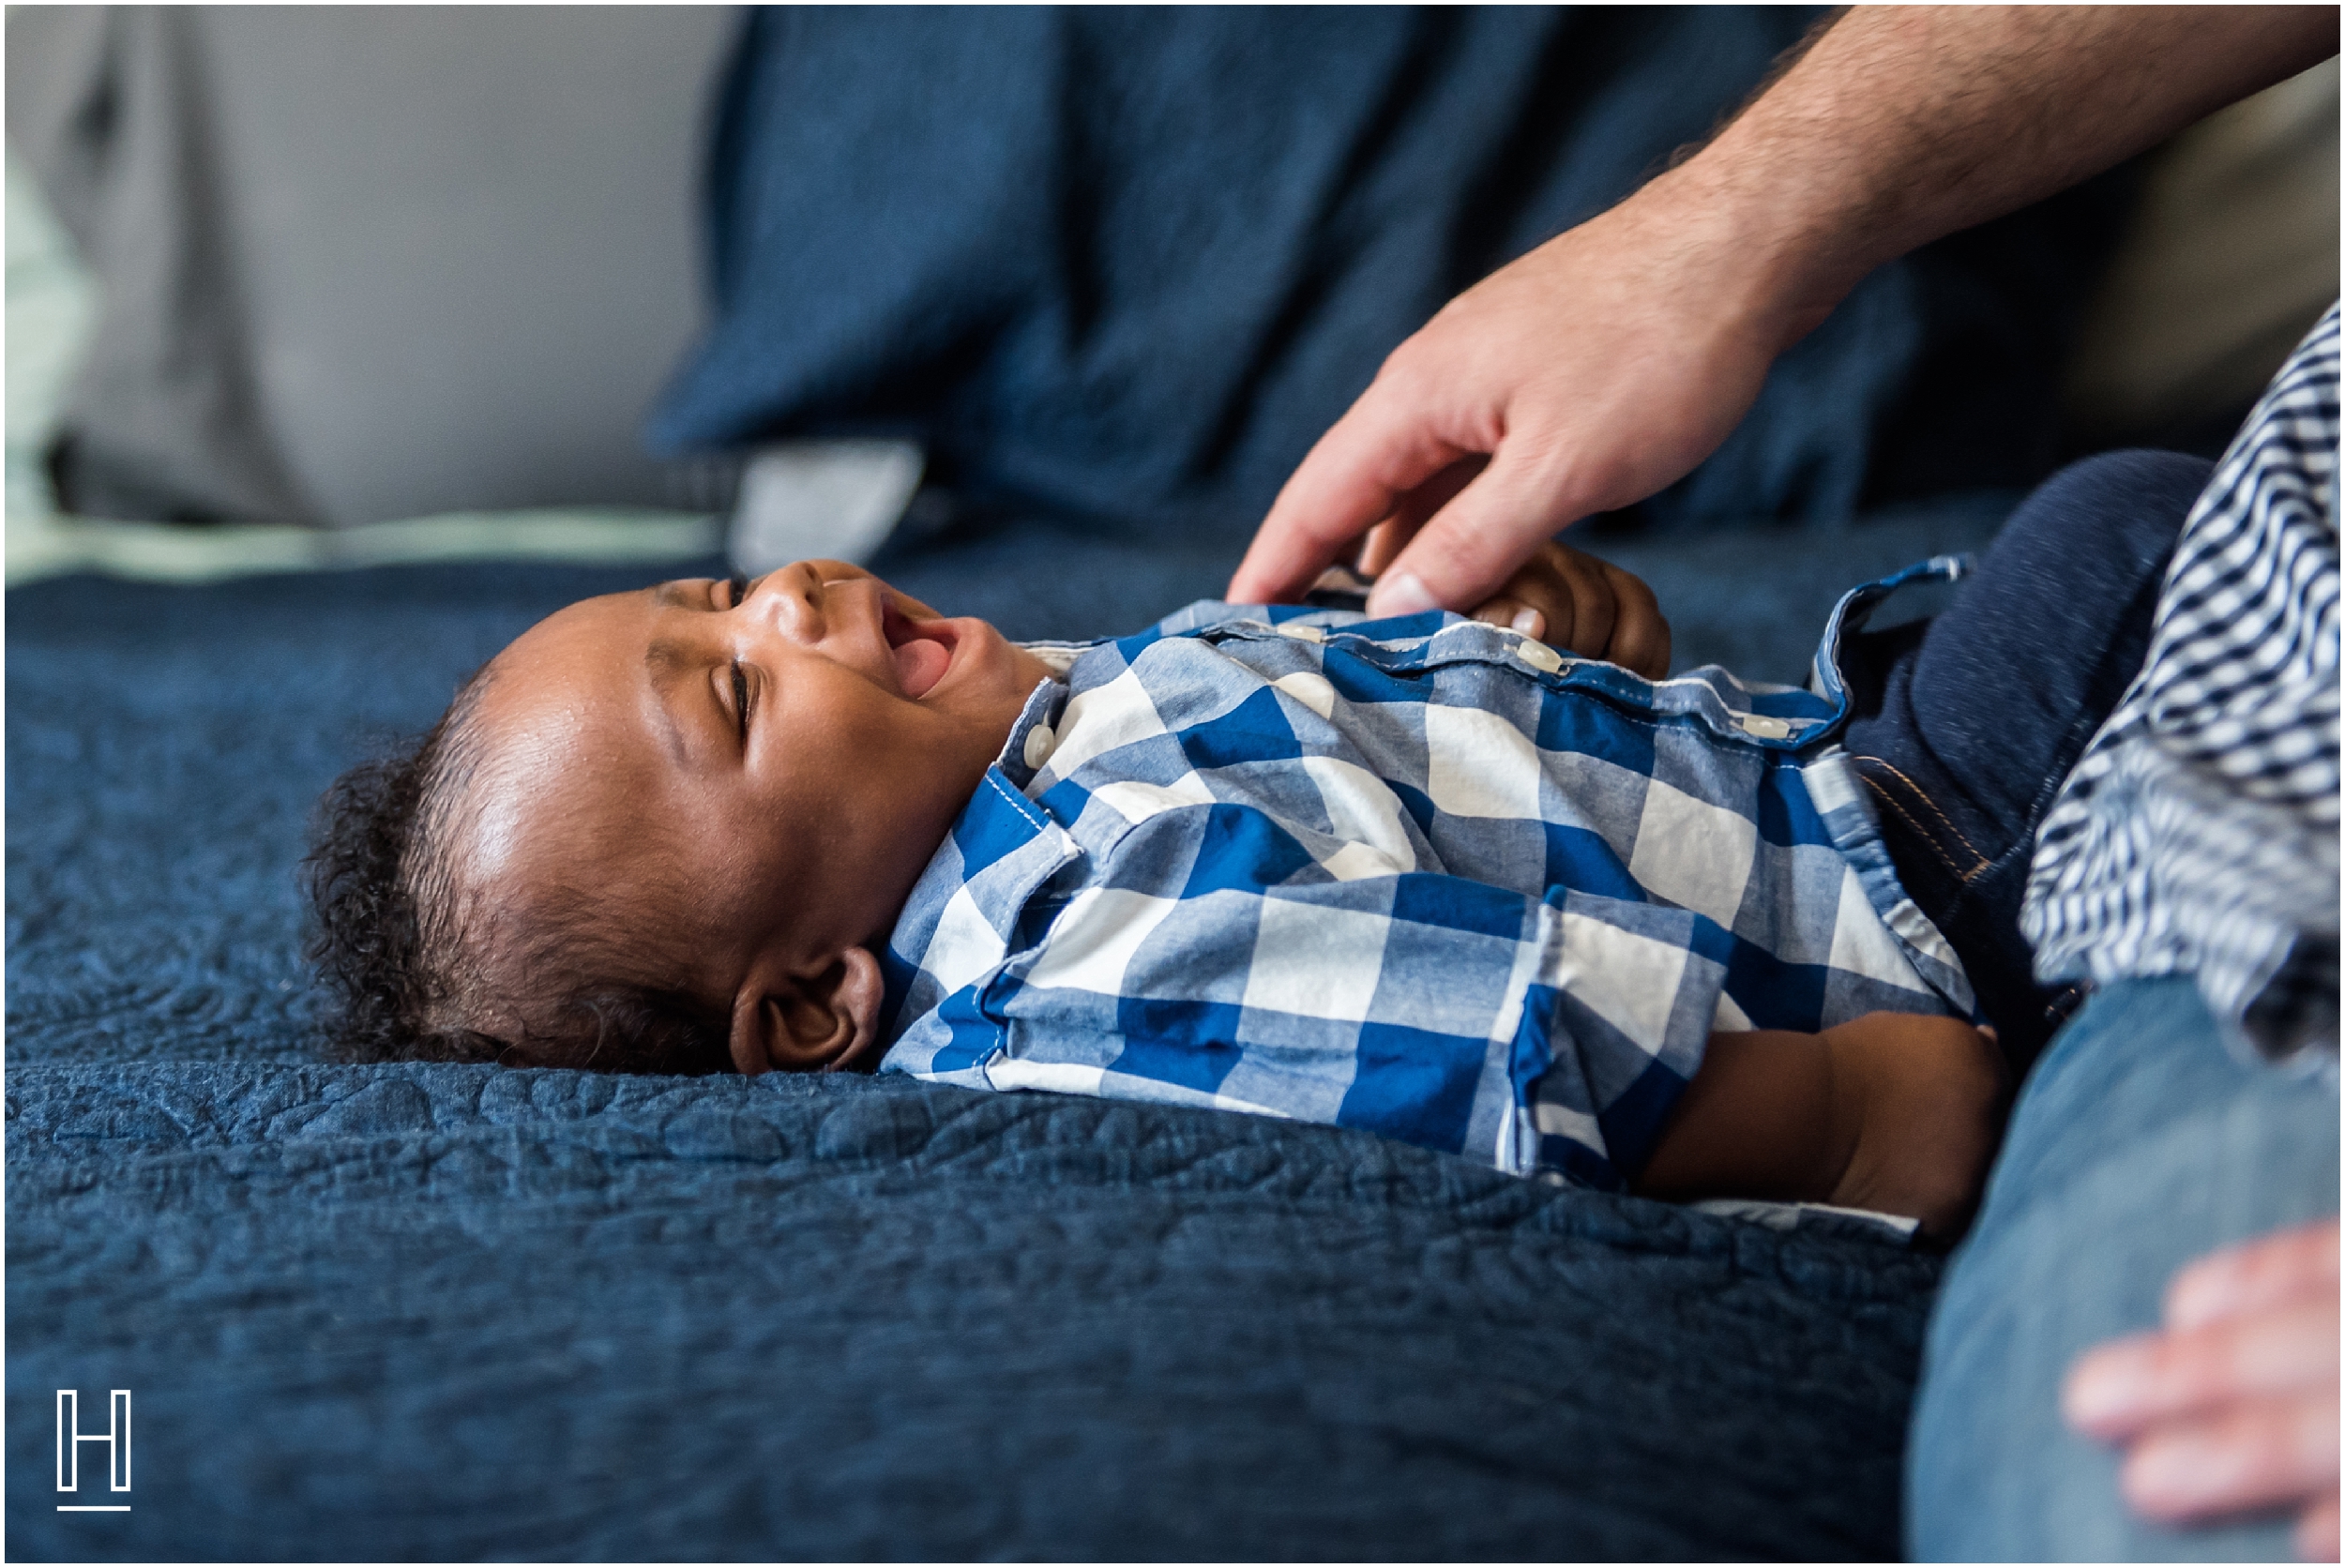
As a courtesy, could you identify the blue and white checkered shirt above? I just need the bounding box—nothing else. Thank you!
[878,577,1974,1189]
[2023,304,2340,1064]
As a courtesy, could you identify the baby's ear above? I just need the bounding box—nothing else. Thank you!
[729,947,885,1076]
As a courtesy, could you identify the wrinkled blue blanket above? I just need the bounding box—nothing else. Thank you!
[8,526,1960,1559]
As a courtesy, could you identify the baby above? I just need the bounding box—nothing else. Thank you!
[308,541,2005,1238]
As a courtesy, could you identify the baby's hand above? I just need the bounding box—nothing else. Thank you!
[1465,539,1671,678]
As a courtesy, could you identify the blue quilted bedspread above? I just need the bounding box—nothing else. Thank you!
[5,520,1980,1560]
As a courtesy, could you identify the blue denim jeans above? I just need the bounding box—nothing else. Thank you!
[1906,976,2340,1560]
[1843,449,2215,1069]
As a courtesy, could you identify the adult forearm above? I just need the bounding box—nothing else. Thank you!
[1672,6,2339,348]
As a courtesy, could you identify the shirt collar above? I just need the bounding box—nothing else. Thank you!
[878,675,1078,1038]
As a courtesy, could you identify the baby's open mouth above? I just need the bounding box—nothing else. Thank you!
[880,598,959,699]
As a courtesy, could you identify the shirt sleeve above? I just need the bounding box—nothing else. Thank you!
[888,801,1735,1189]
[2021,303,2339,1063]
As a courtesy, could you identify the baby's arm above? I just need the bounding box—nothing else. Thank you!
[1632,1011,2006,1243]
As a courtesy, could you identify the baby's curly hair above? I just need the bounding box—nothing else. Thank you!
[303,670,734,1076]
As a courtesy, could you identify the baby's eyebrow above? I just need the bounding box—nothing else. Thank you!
[643,638,692,762]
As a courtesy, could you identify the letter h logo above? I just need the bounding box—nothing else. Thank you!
[55,1389,131,1494]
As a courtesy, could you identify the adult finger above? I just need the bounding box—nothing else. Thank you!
[1228,382,1472,605]
[2120,1389,2341,1524]
[1600,561,1672,678]
[1365,445,1596,618]
[2169,1219,2339,1332]
[1361,457,1487,577]
[2066,1299,2340,1439]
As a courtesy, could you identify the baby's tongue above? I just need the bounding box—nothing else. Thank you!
[893,634,951,700]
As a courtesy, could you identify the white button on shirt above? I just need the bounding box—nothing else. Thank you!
[1515,638,1563,673]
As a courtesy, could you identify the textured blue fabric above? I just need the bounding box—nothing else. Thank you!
[1905,976,2339,1560]
[7,524,1974,1559]
[883,585,1972,1187]
[649,8,2130,542]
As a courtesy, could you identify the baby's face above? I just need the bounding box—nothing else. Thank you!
[451,561,1053,1039]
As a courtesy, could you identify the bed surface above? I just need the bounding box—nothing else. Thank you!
[6,522,1975,1560]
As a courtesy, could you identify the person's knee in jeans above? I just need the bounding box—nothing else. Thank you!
[1906,977,2340,1560]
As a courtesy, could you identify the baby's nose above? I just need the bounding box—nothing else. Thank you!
[742,563,825,643]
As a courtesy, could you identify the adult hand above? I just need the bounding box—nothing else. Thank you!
[2065,1217,2340,1560]
[1227,172,1805,620]
[1225,7,2338,621]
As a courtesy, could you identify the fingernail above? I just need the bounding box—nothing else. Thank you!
[1510,606,1546,639]
[1368,571,1437,619]
[2168,1254,2247,1329]
[2065,1343,2156,1432]
[2124,1432,2230,1513]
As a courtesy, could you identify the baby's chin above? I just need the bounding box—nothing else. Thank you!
[967,620,1062,711]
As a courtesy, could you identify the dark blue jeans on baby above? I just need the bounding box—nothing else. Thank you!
[1840,449,2216,1069]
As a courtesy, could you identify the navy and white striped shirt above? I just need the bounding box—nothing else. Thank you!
[2023,304,2340,1064]
[877,570,1974,1189]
